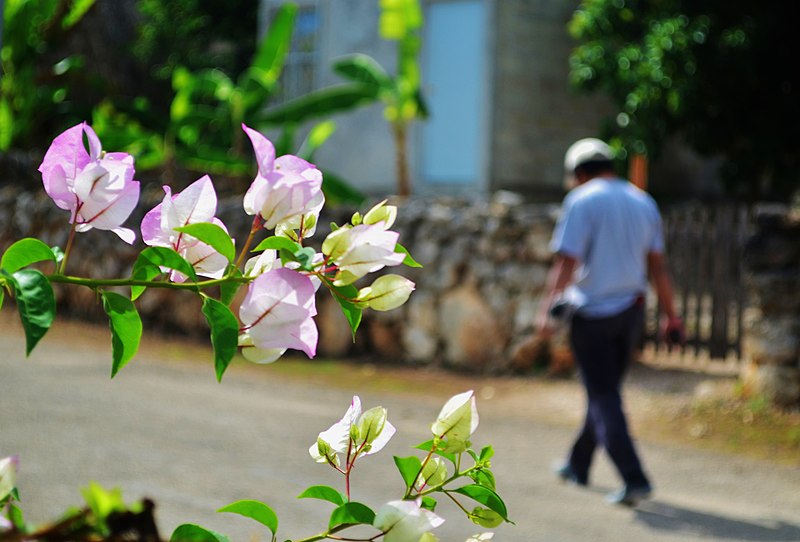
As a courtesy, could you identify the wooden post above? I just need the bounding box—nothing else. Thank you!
[628,153,648,190]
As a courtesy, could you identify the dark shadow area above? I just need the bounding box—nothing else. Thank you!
[635,501,800,541]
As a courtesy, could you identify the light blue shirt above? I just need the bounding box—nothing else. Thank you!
[550,177,665,318]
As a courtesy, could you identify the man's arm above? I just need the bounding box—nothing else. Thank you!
[647,251,684,343]
[535,253,578,336]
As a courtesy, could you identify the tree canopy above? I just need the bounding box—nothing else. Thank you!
[569,0,799,201]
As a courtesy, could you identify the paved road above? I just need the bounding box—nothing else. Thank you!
[2,313,799,541]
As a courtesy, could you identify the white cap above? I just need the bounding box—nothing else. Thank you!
[564,138,614,173]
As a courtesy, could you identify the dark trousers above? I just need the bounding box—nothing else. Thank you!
[567,301,650,487]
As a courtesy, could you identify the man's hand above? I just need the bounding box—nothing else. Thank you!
[663,316,685,346]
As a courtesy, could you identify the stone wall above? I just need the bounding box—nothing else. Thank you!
[0,186,560,373]
[741,205,800,407]
[342,192,561,372]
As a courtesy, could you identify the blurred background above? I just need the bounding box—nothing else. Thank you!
[2,0,797,203]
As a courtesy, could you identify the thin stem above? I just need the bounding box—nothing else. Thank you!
[443,490,472,515]
[292,523,378,542]
[345,439,354,501]
[58,220,79,275]
[47,274,251,290]
[234,215,265,270]
[405,446,437,499]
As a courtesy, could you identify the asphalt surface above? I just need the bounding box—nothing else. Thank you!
[2,312,799,542]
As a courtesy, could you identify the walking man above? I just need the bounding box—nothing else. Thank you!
[537,138,684,505]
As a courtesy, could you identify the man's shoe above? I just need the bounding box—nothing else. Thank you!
[553,463,588,486]
[605,483,652,506]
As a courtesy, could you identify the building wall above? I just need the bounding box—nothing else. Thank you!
[260,0,614,200]
[489,0,612,200]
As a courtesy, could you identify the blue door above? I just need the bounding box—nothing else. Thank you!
[420,0,489,192]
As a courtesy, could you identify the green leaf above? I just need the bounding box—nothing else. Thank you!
[102,292,142,378]
[258,84,380,125]
[8,269,56,356]
[421,496,438,511]
[7,502,25,530]
[328,502,375,530]
[393,456,423,489]
[479,445,494,462]
[249,3,297,88]
[217,500,278,538]
[252,236,302,254]
[395,243,422,268]
[1,238,56,274]
[470,468,496,490]
[81,482,126,521]
[174,223,236,263]
[469,506,504,528]
[330,284,362,339]
[297,121,336,161]
[219,268,243,306]
[415,440,457,466]
[201,297,239,382]
[297,485,347,506]
[332,54,393,90]
[293,247,316,270]
[0,98,13,150]
[131,247,198,299]
[62,0,96,29]
[451,485,509,522]
[171,524,230,542]
[51,246,65,267]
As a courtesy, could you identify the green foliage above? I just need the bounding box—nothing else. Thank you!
[0,238,56,274]
[394,455,423,489]
[329,283,362,339]
[451,484,509,523]
[201,296,239,382]
[395,243,423,268]
[569,0,799,200]
[175,223,236,263]
[130,247,198,300]
[0,0,96,151]
[102,291,143,377]
[259,0,428,196]
[217,500,279,540]
[328,502,376,530]
[133,0,259,81]
[4,269,56,356]
[171,524,231,542]
[297,485,348,506]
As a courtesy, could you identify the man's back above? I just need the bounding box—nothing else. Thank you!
[551,177,664,318]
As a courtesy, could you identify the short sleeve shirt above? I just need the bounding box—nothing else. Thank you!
[550,178,665,318]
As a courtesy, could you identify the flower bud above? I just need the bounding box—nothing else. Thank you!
[321,227,351,261]
[415,457,447,491]
[470,507,503,528]
[356,406,389,452]
[363,200,397,229]
[309,437,339,467]
[357,275,415,311]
